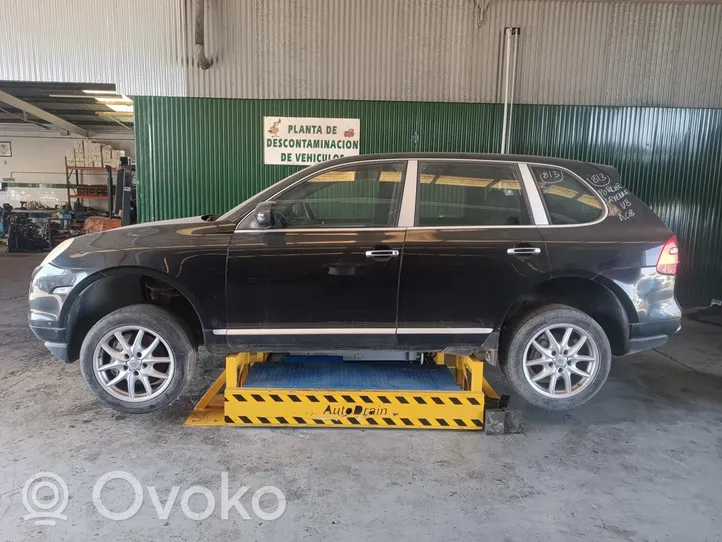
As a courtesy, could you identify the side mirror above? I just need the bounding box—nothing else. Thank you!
[253,201,276,229]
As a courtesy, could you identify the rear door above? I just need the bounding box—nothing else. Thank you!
[225,160,408,350]
[397,159,551,349]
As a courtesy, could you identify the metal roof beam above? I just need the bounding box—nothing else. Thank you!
[0,90,88,137]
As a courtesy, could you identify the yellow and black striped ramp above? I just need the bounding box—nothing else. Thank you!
[222,389,486,430]
[222,414,483,429]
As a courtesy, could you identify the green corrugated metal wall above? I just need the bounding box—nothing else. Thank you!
[134,99,501,221]
[135,97,722,305]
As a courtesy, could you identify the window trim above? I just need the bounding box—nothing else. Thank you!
[519,163,549,225]
[214,326,493,336]
[397,159,418,227]
[234,159,410,232]
[232,156,609,233]
[411,159,535,230]
[524,161,609,228]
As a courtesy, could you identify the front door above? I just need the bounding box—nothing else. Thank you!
[397,160,551,349]
[226,160,408,350]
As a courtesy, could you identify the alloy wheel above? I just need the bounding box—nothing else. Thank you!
[522,323,600,399]
[92,325,175,403]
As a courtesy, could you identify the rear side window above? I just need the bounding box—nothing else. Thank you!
[530,166,604,225]
[416,162,530,227]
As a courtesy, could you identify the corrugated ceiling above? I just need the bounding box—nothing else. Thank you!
[0,81,133,129]
[186,0,722,106]
[0,0,721,107]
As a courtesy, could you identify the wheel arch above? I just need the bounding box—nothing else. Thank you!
[499,274,632,356]
[62,266,206,362]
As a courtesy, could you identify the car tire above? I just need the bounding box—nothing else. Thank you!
[500,304,611,410]
[79,304,197,414]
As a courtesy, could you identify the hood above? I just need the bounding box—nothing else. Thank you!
[53,215,237,266]
[116,215,208,230]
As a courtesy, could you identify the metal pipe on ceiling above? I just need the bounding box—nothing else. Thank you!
[508,27,520,154]
[193,0,212,70]
[500,27,512,154]
[500,27,521,154]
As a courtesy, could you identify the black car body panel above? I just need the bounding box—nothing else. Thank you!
[29,217,236,356]
[227,227,406,349]
[397,226,550,349]
[28,153,681,361]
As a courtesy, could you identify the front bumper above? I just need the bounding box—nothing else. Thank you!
[28,262,94,363]
[29,324,70,362]
[44,341,70,361]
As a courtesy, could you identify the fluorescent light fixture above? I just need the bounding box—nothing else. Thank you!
[49,92,125,100]
[106,104,134,113]
[95,95,133,104]
[49,94,99,99]
[89,94,133,113]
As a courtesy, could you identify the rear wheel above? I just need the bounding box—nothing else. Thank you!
[500,304,611,410]
[79,304,197,414]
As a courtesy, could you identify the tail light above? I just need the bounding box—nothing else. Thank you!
[657,235,679,275]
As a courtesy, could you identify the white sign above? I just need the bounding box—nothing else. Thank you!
[263,116,360,166]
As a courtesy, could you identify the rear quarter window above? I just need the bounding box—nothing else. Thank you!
[584,170,641,223]
[530,166,604,225]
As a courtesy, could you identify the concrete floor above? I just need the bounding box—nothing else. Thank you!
[1,251,721,542]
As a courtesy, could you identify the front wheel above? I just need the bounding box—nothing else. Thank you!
[79,304,197,414]
[500,304,612,410]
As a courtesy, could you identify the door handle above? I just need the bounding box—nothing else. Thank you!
[507,247,542,256]
[365,249,400,258]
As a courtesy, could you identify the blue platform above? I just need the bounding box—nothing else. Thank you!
[244,362,461,391]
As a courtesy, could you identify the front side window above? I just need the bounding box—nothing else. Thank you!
[530,166,604,225]
[416,162,529,227]
[256,162,406,229]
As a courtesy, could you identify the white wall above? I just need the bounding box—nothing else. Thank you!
[0,125,134,209]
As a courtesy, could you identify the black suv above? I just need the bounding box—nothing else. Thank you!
[28,153,681,413]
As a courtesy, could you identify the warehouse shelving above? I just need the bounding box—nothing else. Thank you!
[65,159,115,210]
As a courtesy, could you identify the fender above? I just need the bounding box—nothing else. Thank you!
[548,267,638,324]
[496,273,632,347]
[590,272,639,324]
[59,266,208,337]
